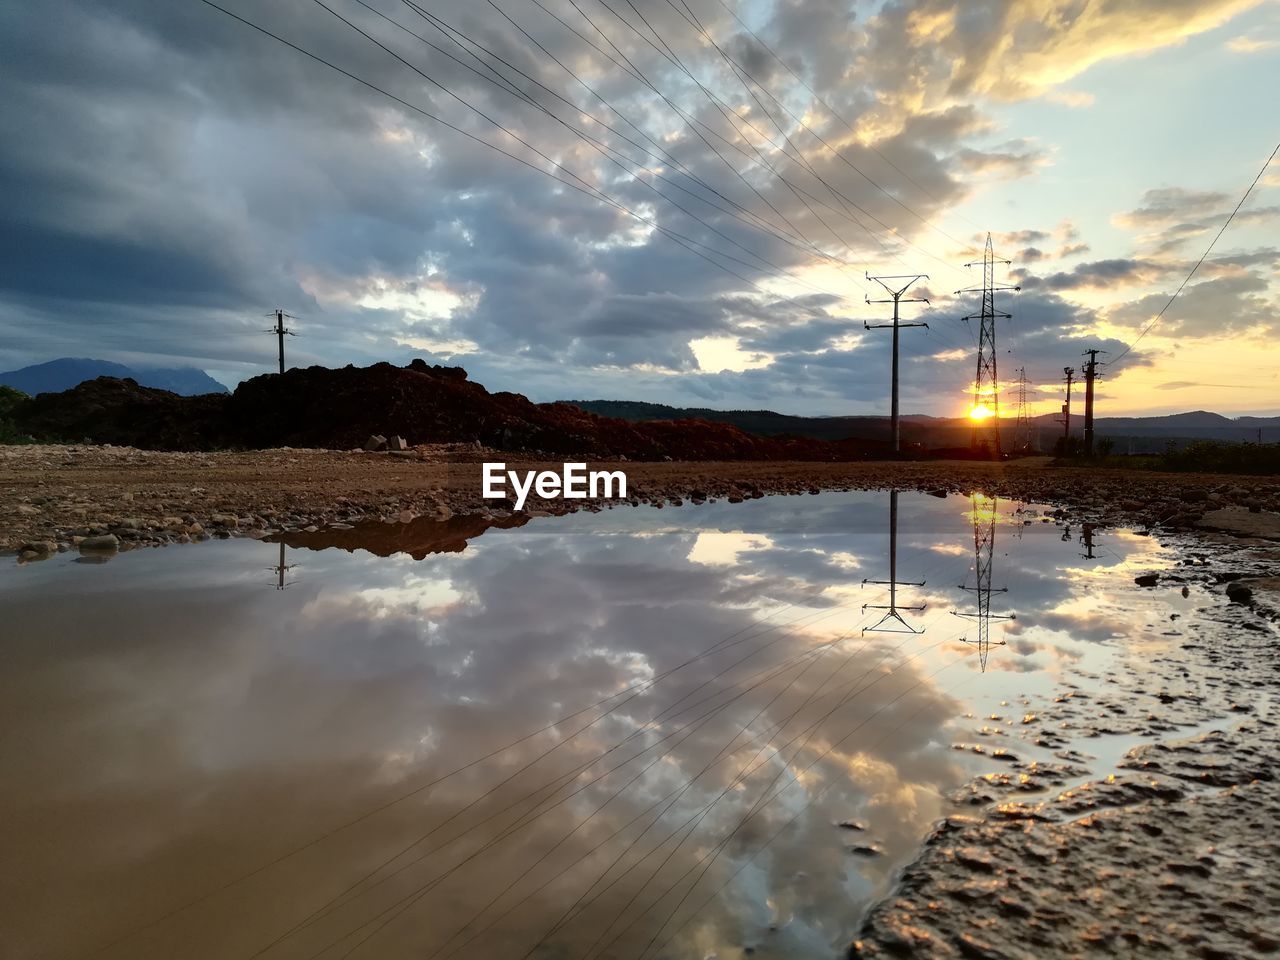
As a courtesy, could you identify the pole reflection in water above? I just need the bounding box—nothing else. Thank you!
[1080,522,1097,560]
[952,494,1017,671]
[861,489,927,635]
[268,541,297,590]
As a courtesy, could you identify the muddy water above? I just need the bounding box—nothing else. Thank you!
[0,491,1204,960]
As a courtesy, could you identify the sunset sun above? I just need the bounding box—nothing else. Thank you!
[968,404,995,422]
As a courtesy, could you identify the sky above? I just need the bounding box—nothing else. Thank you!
[1,0,1277,418]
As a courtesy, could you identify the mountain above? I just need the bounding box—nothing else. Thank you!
[562,400,904,442]
[567,400,1280,451]
[0,358,228,396]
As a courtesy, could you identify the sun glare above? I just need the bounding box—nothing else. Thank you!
[968,404,995,422]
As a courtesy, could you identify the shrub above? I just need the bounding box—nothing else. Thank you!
[0,385,33,442]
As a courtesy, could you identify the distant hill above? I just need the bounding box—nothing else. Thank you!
[567,400,1280,451]
[564,400,933,442]
[0,358,228,396]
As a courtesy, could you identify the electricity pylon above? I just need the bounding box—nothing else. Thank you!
[864,274,929,456]
[1012,367,1033,453]
[266,309,298,374]
[957,235,1019,457]
[861,489,927,634]
[952,494,1016,671]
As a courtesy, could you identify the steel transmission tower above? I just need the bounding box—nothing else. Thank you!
[864,274,929,456]
[957,235,1019,457]
[861,489,927,634]
[952,494,1016,671]
[1012,367,1033,453]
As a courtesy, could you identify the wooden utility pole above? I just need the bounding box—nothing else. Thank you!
[864,274,929,456]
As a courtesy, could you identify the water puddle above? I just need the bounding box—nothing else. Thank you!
[0,491,1207,959]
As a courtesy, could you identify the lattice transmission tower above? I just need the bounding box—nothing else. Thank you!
[1013,367,1034,453]
[957,235,1020,457]
[952,494,1016,671]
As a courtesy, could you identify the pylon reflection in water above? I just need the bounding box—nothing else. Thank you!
[952,494,1016,671]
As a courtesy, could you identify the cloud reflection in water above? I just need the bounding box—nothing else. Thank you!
[0,491,1183,959]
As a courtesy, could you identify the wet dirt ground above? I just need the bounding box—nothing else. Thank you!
[849,528,1280,959]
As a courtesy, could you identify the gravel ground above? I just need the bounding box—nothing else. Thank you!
[3,443,1278,552]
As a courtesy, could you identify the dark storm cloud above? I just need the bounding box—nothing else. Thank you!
[1017,257,1177,292]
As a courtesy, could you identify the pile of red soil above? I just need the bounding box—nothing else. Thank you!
[14,376,232,449]
[14,360,873,461]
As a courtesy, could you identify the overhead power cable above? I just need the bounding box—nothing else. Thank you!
[591,0,972,279]
[194,0,856,324]
[1110,138,1278,365]
[709,0,975,224]
[369,0,863,282]
[661,0,980,266]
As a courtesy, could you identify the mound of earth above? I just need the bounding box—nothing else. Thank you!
[12,360,871,460]
[14,376,233,449]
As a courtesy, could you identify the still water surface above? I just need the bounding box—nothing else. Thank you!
[0,491,1193,959]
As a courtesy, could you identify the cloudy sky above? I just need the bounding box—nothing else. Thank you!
[1,0,1277,416]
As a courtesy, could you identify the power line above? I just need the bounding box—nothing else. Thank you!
[384,0,864,276]
[256,604,863,957]
[569,0,885,290]
[193,0,855,329]
[663,0,983,263]
[593,0,917,277]
[1109,138,1279,365]
[306,0,810,285]
[532,0,872,289]
[707,0,986,234]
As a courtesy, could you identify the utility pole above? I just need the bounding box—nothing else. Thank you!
[1013,367,1033,453]
[266,309,298,374]
[1082,349,1105,456]
[952,494,1016,672]
[957,235,1019,458]
[1058,367,1075,447]
[865,274,929,456]
[861,489,926,634]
